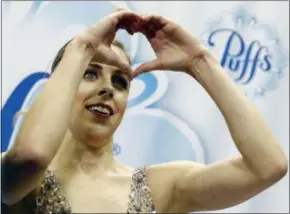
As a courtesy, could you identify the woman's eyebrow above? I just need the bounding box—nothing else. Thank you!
[89,62,132,80]
[88,63,102,70]
[114,69,132,81]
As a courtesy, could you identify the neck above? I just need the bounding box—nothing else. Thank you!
[52,131,116,175]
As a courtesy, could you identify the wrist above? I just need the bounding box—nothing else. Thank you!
[53,42,93,77]
[187,50,243,103]
[187,50,222,83]
[65,39,96,60]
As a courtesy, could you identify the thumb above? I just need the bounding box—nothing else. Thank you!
[113,8,127,13]
[133,59,164,78]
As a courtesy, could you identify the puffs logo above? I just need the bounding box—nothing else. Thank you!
[201,6,288,99]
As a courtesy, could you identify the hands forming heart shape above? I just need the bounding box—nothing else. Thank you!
[115,10,209,78]
[71,9,209,79]
[116,12,163,39]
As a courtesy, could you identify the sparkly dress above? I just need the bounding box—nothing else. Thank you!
[34,167,155,214]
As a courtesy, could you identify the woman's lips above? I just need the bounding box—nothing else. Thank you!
[85,103,114,119]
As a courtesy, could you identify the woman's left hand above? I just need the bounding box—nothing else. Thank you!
[133,14,208,77]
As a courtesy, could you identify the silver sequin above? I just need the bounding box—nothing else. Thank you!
[35,170,71,214]
[127,167,155,213]
[34,168,155,213]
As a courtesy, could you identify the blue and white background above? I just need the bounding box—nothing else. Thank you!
[1,1,289,213]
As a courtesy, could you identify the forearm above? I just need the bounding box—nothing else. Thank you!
[2,47,92,204]
[188,52,288,179]
[10,47,92,165]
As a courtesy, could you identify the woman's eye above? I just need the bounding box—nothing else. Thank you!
[112,75,128,90]
[84,70,98,80]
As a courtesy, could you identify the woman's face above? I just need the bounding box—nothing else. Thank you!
[69,46,131,145]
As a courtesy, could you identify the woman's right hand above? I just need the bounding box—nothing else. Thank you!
[68,10,141,73]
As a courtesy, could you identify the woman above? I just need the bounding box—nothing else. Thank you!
[2,9,288,214]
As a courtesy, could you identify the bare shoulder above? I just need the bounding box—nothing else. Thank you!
[146,161,204,212]
[148,160,204,171]
[118,162,135,173]
[147,161,205,180]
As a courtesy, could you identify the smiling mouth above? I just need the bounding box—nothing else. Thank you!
[86,103,114,118]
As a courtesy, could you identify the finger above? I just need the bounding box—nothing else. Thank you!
[139,24,157,40]
[109,10,141,25]
[116,21,135,35]
[143,14,168,27]
[138,14,167,39]
[133,59,164,78]
[114,8,126,13]
[113,11,142,35]
[90,10,141,40]
[94,10,139,31]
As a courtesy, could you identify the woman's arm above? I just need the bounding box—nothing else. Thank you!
[170,52,288,212]
[132,14,288,212]
[147,53,288,212]
[191,53,287,180]
[2,47,92,205]
[2,10,139,205]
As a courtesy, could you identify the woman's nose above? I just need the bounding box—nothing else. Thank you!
[98,87,114,99]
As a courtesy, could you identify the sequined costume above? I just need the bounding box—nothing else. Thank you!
[34,167,155,213]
